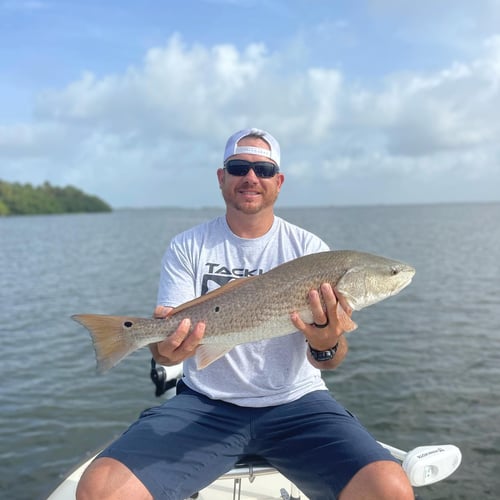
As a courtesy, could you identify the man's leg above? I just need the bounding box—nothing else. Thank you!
[339,460,414,500]
[77,384,251,500]
[253,390,413,500]
[77,457,151,500]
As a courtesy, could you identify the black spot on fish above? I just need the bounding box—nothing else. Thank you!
[124,321,133,328]
[214,306,220,312]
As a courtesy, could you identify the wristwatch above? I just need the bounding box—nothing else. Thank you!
[308,341,339,362]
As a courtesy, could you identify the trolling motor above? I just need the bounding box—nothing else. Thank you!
[379,442,462,487]
[150,359,184,397]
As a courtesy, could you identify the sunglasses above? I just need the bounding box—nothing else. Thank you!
[224,159,280,178]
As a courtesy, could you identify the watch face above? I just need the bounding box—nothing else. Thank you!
[309,346,334,361]
[317,350,334,361]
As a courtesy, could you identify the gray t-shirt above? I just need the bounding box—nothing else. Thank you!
[156,215,330,407]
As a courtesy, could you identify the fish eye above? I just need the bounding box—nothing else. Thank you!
[390,267,399,276]
[124,321,133,328]
[214,306,220,313]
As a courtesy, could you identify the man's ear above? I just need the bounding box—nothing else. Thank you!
[217,168,225,188]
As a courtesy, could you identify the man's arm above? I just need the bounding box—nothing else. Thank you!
[291,283,351,370]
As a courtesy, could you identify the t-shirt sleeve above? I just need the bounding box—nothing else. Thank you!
[156,237,197,308]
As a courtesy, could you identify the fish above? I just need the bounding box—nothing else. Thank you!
[72,250,415,372]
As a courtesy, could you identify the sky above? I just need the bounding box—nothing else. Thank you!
[1,0,500,208]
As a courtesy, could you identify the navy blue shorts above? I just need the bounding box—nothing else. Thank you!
[99,382,397,499]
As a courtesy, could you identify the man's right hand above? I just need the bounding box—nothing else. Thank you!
[149,306,206,365]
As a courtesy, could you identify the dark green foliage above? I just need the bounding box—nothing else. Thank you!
[0,180,112,215]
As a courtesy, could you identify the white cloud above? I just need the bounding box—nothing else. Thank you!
[1,32,499,206]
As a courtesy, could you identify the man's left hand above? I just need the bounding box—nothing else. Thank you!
[291,283,355,351]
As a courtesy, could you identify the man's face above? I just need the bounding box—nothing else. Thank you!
[217,136,284,215]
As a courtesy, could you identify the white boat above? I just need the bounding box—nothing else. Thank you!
[47,363,462,500]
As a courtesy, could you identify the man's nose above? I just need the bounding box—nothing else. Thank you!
[242,167,259,181]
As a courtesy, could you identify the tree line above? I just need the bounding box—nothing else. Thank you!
[0,180,112,216]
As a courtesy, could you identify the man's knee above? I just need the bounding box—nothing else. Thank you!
[339,460,414,500]
[76,457,152,500]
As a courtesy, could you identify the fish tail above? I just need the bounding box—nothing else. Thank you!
[72,314,141,373]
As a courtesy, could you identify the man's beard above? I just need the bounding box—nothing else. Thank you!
[223,191,279,214]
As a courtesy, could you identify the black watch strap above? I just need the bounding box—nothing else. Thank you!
[308,341,339,362]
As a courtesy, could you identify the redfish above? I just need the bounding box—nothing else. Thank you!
[73,250,415,371]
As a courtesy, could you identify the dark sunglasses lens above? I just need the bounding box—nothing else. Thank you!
[225,160,278,178]
[253,163,278,178]
[225,161,251,176]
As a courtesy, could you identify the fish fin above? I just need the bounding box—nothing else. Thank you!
[195,344,233,370]
[72,314,142,373]
[171,277,257,315]
[335,302,358,332]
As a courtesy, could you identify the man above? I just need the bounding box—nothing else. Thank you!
[77,128,413,499]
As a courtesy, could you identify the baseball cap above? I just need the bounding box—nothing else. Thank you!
[223,128,280,167]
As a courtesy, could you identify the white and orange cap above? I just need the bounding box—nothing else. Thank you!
[223,128,280,167]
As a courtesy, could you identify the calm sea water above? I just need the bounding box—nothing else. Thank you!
[1,204,499,499]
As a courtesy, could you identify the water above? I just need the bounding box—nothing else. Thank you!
[1,204,499,499]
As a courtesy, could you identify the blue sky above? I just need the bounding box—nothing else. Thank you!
[1,0,500,208]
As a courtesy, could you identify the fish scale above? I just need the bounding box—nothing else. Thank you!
[72,250,415,372]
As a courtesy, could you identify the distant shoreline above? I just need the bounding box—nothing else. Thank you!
[0,180,112,216]
[111,200,500,211]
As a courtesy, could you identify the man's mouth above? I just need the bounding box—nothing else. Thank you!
[238,189,260,197]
